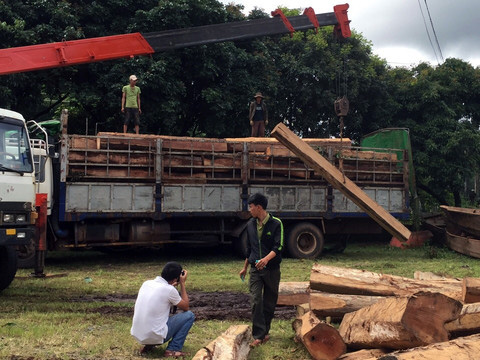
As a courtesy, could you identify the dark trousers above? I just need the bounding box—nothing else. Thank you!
[124,107,140,126]
[249,267,281,340]
[251,121,265,137]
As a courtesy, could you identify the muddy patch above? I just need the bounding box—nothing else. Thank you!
[75,291,296,321]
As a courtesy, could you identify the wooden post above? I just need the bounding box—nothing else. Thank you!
[271,122,412,242]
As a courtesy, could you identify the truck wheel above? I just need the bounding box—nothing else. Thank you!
[0,246,18,292]
[233,231,248,258]
[286,222,324,259]
[17,238,36,268]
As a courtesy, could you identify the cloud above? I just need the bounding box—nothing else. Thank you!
[222,0,480,67]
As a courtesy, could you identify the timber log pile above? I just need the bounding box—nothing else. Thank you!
[280,264,480,360]
[65,133,402,184]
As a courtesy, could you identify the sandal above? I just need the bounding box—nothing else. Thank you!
[249,338,263,347]
[140,345,155,355]
[163,349,188,359]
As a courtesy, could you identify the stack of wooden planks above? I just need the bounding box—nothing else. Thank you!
[66,132,404,185]
[278,264,480,359]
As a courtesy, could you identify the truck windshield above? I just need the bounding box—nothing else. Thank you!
[0,119,34,173]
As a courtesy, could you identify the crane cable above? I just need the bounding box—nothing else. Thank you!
[334,49,349,183]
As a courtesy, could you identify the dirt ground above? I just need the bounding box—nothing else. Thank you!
[76,291,297,321]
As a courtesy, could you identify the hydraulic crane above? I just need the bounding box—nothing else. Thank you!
[0,4,350,75]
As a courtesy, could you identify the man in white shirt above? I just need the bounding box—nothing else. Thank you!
[131,262,194,357]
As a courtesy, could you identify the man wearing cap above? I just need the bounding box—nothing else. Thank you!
[121,75,141,134]
[249,92,268,137]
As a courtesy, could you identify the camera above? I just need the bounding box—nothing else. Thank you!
[181,270,185,276]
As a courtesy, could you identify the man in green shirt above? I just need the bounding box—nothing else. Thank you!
[239,193,284,347]
[121,74,141,134]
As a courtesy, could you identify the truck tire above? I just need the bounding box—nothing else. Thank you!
[286,222,324,259]
[233,231,248,258]
[17,237,36,268]
[0,246,18,292]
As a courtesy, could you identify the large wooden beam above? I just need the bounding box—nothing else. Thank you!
[271,123,412,242]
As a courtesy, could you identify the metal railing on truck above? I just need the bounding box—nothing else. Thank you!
[64,134,407,187]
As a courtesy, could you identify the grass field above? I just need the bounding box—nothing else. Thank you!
[1,240,479,359]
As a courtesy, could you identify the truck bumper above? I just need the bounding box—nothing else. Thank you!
[0,227,34,246]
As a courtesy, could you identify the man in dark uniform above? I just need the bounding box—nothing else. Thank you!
[249,92,268,137]
[239,193,284,347]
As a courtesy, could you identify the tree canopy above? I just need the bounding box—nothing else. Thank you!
[1,0,480,208]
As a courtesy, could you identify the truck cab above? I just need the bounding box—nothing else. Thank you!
[0,108,37,291]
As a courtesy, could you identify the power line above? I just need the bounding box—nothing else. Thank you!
[416,0,441,65]
[423,0,444,62]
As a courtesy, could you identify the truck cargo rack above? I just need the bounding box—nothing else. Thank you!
[64,133,407,188]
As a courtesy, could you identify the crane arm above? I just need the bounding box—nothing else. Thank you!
[0,4,350,75]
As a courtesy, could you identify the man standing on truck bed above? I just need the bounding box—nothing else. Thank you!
[249,92,268,137]
[239,193,284,347]
[121,74,141,134]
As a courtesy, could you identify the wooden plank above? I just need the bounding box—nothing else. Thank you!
[339,149,398,161]
[271,123,412,242]
[68,151,153,166]
[97,132,228,152]
[68,167,153,179]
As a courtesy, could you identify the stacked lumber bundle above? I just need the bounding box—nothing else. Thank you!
[65,132,402,184]
[281,264,480,359]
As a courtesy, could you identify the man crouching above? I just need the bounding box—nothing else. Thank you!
[131,262,194,358]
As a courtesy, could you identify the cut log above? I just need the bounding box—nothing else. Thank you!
[277,282,310,305]
[271,122,411,242]
[310,264,462,300]
[338,292,462,350]
[338,349,388,360]
[296,303,310,318]
[292,311,346,360]
[413,271,460,282]
[462,277,480,303]
[191,324,252,360]
[310,291,385,320]
[368,334,480,360]
[445,302,480,337]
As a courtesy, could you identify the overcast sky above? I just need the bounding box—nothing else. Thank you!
[221,0,480,68]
